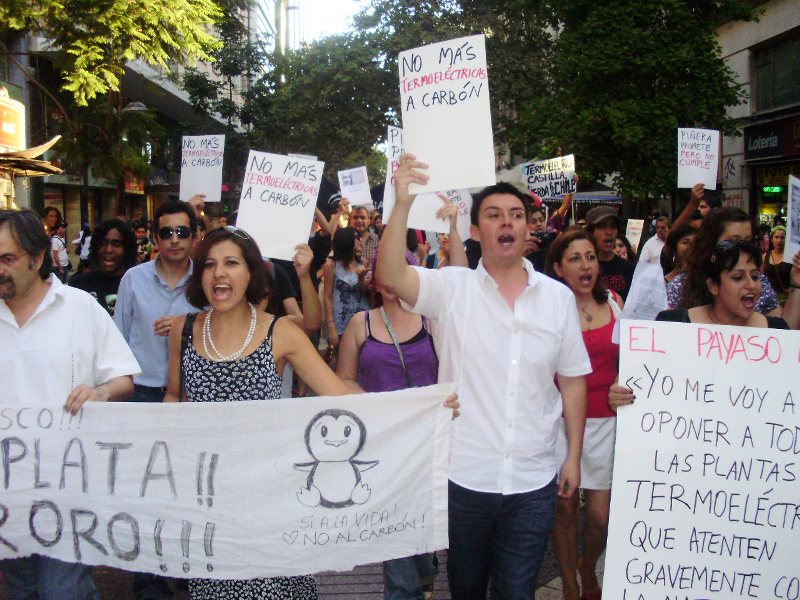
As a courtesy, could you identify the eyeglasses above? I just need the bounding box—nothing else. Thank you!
[224,226,251,241]
[0,252,29,267]
[157,226,192,240]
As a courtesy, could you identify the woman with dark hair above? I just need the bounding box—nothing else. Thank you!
[762,225,792,305]
[42,205,63,236]
[323,226,371,350]
[657,240,788,329]
[667,207,780,315]
[69,219,137,315]
[661,225,696,283]
[164,226,352,599]
[613,235,635,262]
[545,227,632,600]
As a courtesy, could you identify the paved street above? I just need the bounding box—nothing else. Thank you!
[0,547,600,598]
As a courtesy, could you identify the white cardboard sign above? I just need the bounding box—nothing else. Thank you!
[0,385,453,579]
[625,219,645,253]
[338,166,372,205]
[786,175,800,263]
[398,34,495,194]
[605,320,800,599]
[677,128,719,189]
[179,135,225,203]
[522,154,576,199]
[237,151,323,261]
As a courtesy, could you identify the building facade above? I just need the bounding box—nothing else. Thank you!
[717,0,800,228]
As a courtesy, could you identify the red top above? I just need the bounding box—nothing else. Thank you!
[583,304,618,418]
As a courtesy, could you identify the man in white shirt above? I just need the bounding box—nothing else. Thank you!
[0,209,139,600]
[377,155,590,599]
[639,217,669,265]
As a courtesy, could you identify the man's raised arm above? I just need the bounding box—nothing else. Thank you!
[376,154,429,307]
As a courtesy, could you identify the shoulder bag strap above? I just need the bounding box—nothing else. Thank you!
[178,313,198,402]
[379,306,413,388]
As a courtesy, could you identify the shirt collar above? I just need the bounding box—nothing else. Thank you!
[0,275,61,330]
[152,256,193,289]
[476,257,539,289]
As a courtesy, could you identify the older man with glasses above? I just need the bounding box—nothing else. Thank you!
[113,199,199,600]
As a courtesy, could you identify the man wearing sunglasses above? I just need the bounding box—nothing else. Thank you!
[113,200,198,600]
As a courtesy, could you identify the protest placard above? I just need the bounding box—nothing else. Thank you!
[604,320,800,600]
[786,175,800,263]
[179,135,225,203]
[399,34,495,194]
[338,166,372,205]
[237,151,323,261]
[522,154,576,199]
[677,128,719,189]
[381,126,472,235]
[0,385,453,579]
[626,219,645,253]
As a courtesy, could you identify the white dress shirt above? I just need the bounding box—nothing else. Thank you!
[639,235,665,265]
[0,276,140,404]
[412,259,591,494]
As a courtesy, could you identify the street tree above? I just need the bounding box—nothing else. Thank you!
[0,0,222,106]
[542,0,757,208]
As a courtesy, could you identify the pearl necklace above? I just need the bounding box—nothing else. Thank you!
[202,302,257,362]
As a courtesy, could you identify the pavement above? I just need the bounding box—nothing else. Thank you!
[0,547,603,598]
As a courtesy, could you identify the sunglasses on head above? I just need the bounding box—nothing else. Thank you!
[157,226,192,240]
[224,225,251,240]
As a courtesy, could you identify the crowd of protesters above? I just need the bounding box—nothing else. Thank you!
[0,160,798,600]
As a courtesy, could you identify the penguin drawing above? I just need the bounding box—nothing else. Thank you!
[294,409,379,508]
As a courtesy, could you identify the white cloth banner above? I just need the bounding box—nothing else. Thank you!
[399,34,495,194]
[786,175,800,263]
[0,385,453,580]
[605,321,800,599]
[179,135,225,203]
[677,128,719,189]
[237,151,324,261]
[521,154,575,199]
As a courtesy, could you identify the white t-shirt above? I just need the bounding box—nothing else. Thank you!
[639,235,665,265]
[0,276,140,405]
[411,259,592,494]
[51,235,70,267]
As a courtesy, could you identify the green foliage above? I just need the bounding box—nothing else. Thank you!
[0,0,222,105]
[542,0,757,201]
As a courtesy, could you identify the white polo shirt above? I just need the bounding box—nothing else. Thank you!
[412,259,591,494]
[0,276,140,404]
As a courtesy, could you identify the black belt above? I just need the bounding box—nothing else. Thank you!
[134,384,167,393]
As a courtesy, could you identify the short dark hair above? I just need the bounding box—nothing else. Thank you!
[185,227,274,309]
[88,219,138,272]
[470,182,531,225]
[545,226,609,303]
[0,209,53,279]
[154,200,198,235]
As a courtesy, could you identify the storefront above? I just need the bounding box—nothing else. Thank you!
[744,113,800,228]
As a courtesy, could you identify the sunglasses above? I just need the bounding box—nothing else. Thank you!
[157,226,192,240]
[224,226,251,240]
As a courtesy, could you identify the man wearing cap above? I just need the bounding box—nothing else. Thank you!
[50,221,71,282]
[113,200,198,600]
[0,209,139,600]
[585,205,635,300]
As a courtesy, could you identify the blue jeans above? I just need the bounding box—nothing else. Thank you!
[0,555,99,600]
[383,553,438,600]
[447,478,557,600]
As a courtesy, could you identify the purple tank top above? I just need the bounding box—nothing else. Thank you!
[357,311,439,393]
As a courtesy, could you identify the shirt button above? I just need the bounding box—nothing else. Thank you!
[509,391,515,397]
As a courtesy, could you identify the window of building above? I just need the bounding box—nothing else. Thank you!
[753,30,800,112]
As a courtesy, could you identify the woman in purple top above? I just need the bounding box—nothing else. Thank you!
[337,252,439,600]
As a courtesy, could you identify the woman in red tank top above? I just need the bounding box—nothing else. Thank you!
[545,228,634,600]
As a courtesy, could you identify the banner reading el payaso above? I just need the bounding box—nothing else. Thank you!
[0,385,453,579]
[605,321,799,599]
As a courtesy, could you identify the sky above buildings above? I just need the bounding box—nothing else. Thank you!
[300,0,369,42]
